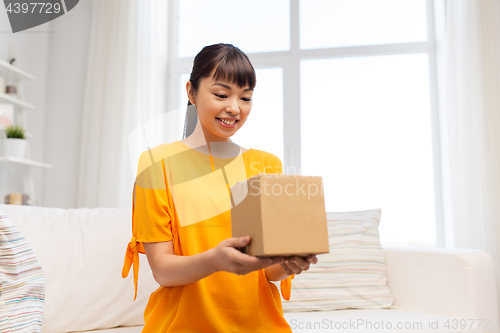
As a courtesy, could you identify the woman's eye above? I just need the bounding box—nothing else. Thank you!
[214,93,250,101]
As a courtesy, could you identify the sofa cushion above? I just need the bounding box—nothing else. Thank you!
[0,204,159,333]
[281,209,396,312]
[0,206,45,332]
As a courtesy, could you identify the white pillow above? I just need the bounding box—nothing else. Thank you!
[281,208,397,312]
[0,207,45,332]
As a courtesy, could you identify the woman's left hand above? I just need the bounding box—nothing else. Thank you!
[280,255,318,275]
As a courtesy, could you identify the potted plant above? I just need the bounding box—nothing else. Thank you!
[3,125,27,159]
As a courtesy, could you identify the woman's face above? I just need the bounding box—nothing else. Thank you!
[187,68,253,142]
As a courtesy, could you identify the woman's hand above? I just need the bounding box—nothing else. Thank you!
[210,235,285,276]
[279,255,318,275]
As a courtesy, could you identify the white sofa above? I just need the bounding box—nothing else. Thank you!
[1,203,498,333]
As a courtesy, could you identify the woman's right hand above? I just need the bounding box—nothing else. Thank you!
[210,235,285,276]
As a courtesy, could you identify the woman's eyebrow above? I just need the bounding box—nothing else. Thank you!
[211,82,253,92]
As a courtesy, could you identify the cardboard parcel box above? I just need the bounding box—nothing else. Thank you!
[230,173,329,257]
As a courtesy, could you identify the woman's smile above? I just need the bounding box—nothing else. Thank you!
[216,117,239,128]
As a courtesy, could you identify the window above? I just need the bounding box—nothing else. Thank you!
[169,0,441,247]
[177,0,290,57]
[300,0,428,49]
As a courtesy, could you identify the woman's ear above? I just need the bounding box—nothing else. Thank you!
[186,81,196,105]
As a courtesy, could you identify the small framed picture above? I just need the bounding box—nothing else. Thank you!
[0,103,14,130]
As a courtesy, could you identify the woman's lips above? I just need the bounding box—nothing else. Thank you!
[216,118,238,128]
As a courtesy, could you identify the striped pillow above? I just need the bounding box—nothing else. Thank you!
[281,208,397,312]
[0,207,45,332]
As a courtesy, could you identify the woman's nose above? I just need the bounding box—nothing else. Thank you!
[225,109,238,115]
[226,98,240,113]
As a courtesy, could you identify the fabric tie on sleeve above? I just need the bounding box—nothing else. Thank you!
[122,235,139,301]
[280,273,295,301]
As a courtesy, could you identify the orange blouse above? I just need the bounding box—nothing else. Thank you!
[122,141,294,332]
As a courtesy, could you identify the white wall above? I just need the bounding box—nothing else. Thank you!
[0,1,91,208]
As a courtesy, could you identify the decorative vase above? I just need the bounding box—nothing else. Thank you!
[3,138,27,159]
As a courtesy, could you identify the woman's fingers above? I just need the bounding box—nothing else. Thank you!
[279,262,295,275]
[229,249,319,276]
[307,255,318,264]
[280,257,305,275]
[291,256,310,272]
[236,252,284,270]
[281,255,318,275]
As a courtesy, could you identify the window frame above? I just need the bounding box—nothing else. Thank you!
[167,0,443,247]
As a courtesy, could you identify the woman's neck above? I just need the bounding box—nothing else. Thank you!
[182,118,241,158]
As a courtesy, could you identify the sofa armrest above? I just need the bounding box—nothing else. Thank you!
[383,246,498,322]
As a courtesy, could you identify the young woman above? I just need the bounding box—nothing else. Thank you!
[122,43,318,332]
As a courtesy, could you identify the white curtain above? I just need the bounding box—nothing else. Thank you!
[77,0,170,209]
[436,0,500,318]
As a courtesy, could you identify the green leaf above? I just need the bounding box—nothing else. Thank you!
[5,125,25,139]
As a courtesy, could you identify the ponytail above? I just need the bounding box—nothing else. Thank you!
[183,101,198,139]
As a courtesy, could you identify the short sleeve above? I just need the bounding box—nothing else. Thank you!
[122,151,174,301]
[265,153,296,301]
[133,158,173,244]
[263,152,284,175]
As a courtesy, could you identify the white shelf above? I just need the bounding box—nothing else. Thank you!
[0,59,36,81]
[0,55,44,206]
[0,93,34,110]
[0,156,51,168]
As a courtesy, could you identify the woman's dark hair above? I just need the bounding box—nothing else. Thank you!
[183,43,256,139]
